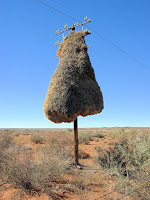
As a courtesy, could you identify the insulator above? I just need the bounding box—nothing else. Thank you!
[64,24,67,29]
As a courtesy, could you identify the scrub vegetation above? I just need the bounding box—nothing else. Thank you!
[0,128,149,200]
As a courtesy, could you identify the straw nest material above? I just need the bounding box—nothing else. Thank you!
[44,30,104,123]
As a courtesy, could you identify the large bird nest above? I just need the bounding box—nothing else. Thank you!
[44,30,104,123]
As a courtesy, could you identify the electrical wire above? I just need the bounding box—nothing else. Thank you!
[37,0,150,71]
[37,0,79,22]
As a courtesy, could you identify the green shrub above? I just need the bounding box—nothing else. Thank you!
[68,128,72,133]
[126,133,150,167]
[97,131,150,176]
[109,130,122,139]
[121,128,125,132]
[79,132,93,144]
[97,131,150,200]
[94,132,105,138]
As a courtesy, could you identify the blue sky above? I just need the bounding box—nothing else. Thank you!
[1,0,150,128]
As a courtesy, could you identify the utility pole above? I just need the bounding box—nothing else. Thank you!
[74,118,79,165]
[55,17,91,166]
[55,16,91,46]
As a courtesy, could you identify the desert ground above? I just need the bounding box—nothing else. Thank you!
[0,127,150,200]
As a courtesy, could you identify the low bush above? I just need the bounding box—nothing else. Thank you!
[94,132,105,138]
[97,131,150,199]
[0,134,73,198]
[109,130,122,139]
[79,151,90,159]
[41,142,72,169]
[0,134,16,175]
[79,132,93,144]
[31,134,45,144]
[67,128,72,133]
[0,131,72,199]
[97,131,150,176]
[0,133,14,149]
[14,133,20,137]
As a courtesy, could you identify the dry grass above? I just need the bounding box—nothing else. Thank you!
[0,134,73,199]
[97,130,150,199]
[0,128,150,200]
[0,133,15,173]
[0,133,14,149]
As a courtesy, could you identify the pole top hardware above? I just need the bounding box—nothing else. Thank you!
[55,16,91,35]
[55,41,61,46]
[55,17,91,46]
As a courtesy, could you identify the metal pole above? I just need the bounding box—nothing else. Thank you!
[74,118,79,165]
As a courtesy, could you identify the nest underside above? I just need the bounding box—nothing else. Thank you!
[44,75,103,123]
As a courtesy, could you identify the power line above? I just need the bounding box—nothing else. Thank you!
[86,25,150,71]
[37,0,79,22]
[37,0,150,71]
